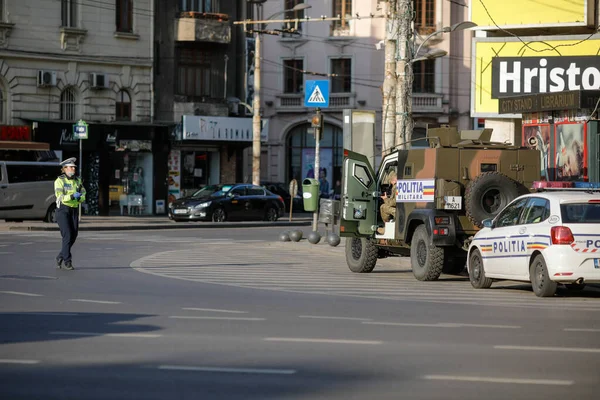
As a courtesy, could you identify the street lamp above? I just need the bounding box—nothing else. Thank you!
[396,20,477,148]
[248,2,312,185]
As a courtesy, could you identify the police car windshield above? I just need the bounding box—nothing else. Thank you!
[190,185,234,199]
[560,203,600,223]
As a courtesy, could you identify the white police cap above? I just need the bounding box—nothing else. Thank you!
[60,157,77,167]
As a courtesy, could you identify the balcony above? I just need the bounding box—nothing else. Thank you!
[175,12,231,44]
[275,92,355,112]
[412,93,444,114]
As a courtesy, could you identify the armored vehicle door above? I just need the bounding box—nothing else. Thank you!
[340,149,377,237]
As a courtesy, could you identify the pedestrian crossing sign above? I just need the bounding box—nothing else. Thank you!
[304,80,330,108]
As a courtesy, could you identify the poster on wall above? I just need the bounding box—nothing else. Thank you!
[555,123,586,181]
[167,150,181,204]
[523,124,552,180]
[302,148,333,198]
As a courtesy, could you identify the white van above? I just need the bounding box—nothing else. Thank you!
[0,161,61,223]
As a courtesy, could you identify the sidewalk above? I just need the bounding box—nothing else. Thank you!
[0,213,313,232]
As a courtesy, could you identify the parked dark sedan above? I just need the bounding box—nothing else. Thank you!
[169,184,285,222]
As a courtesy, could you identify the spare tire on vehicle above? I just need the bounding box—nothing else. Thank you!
[465,172,519,228]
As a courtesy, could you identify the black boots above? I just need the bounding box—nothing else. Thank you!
[57,259,74,270]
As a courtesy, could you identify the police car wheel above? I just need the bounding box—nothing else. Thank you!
[468,249,492,289]
[410,225,444,281]
[529,254,557,297]
[345,237,377,273]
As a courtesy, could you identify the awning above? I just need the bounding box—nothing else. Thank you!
[0,140,50,151]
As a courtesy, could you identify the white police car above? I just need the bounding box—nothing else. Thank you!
[467,184,600,297]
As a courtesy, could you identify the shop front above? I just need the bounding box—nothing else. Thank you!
[32,120,170,216]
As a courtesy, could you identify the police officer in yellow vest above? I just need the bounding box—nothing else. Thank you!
[54,158,86,270]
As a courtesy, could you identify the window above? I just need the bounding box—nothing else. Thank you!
[6,165,56,184]
[230,186,246,196]
[0,0,4,22]
[0,83,5,124]
[331,58,351,93]
[413,60,435,93]
[353,164,372,188]
[60,87,77,121]
[495,198,528,228]
[247,186,265,196]
[332,0,352,30]
[415,0,435,33]
[180,0,220,13]
[283,59,303,94]
[116,90,131,121]
[177,48,212,97]
[561,203,600,223]
[116,0,133,33]
[522,198,550,224]
[61,0,77,27]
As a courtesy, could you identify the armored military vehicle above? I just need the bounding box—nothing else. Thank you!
[340,126,541,281]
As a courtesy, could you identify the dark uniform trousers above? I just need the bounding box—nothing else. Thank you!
[56,204,79,263]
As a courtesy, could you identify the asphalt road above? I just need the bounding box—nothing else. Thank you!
[1,226,599,400]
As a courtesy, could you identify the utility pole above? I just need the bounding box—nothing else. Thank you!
[382,0,397,156]
[252,32,262,185]
[312,108,322,231]
[395,0,413,149]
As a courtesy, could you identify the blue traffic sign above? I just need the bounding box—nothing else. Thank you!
[304,80,329,108]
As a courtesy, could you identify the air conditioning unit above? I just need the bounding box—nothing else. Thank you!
[37,70,57,87]
[90,73,109,89]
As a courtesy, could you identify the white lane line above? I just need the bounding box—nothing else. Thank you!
[495,345,600,353]
[69,299,121,305]
[0,290,43,297]
[0,359,40,365]
[364,322,520,329]
[169,316,265,321]
[182,307,248,314]
[423,375,573,386]
[299,315,372,322]
[38,250,58,253]
[264,337,382,345]
[0,252,13,254]
[564,328,600,332]
[50,331,161,338]
[0,244,9,247]
[157,365,296,375]
[19,242,33,245]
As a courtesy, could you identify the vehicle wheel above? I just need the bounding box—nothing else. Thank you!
[410,225,444,281]
[565,282,586,291]
[264,207,279,222]
[530,254,557,297]
[44,204,57,223]
[211,208,227,222]
[345,237,377,273]
[465,172,519,228]
[469,249,492,289]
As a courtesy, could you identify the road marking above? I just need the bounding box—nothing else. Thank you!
[69,299,121,304]
[0,290,43,297]
[19,242,33,245]
[299,315,372,321]
[50,331,161,338]
[563,328,600,332]
[38,250,58,253]
[157,365,296,375]
[0,252,13,254]
[364,322,520,329]
[495,345,600,353]
[423,375,573,386]
[0,359,40,365]
[182,307,248,314]
[264,337,382,345]
[169,316,265,321]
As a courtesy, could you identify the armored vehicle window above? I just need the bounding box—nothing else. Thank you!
[521,197,550,224]
[353,164,372,188]
[481,164,497,173]
[495,198,528,228]
[404,165,413,177]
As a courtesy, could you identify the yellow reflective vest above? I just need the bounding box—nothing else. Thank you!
[54,174,86,208]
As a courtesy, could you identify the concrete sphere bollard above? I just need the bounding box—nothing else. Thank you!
[279,231,291,242]
[289,230,303,242]
[327,233,341,247]
[308,231,321,244]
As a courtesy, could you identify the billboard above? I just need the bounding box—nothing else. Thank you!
[469,0,594,29]
[471,35,600,117]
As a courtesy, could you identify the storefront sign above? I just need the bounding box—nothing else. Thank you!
[0,125,31,141]
[182,115,268,142]
[469,0,593,29]
[116,140,152,152]
[499,90,600,115]
[472,35,600,117]
[167,150,181,203]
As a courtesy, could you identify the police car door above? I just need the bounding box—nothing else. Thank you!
[485,197,529,277]
[518,197,552,280]
[340,149,377,237]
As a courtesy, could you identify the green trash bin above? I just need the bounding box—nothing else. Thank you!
[302,178,319,212]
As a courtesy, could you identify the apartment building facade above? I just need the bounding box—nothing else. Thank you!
[247,0,472,189]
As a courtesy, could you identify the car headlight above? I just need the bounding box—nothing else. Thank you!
[194,201,211,209]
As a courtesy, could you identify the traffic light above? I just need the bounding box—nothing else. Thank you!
[311,113,323,130]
